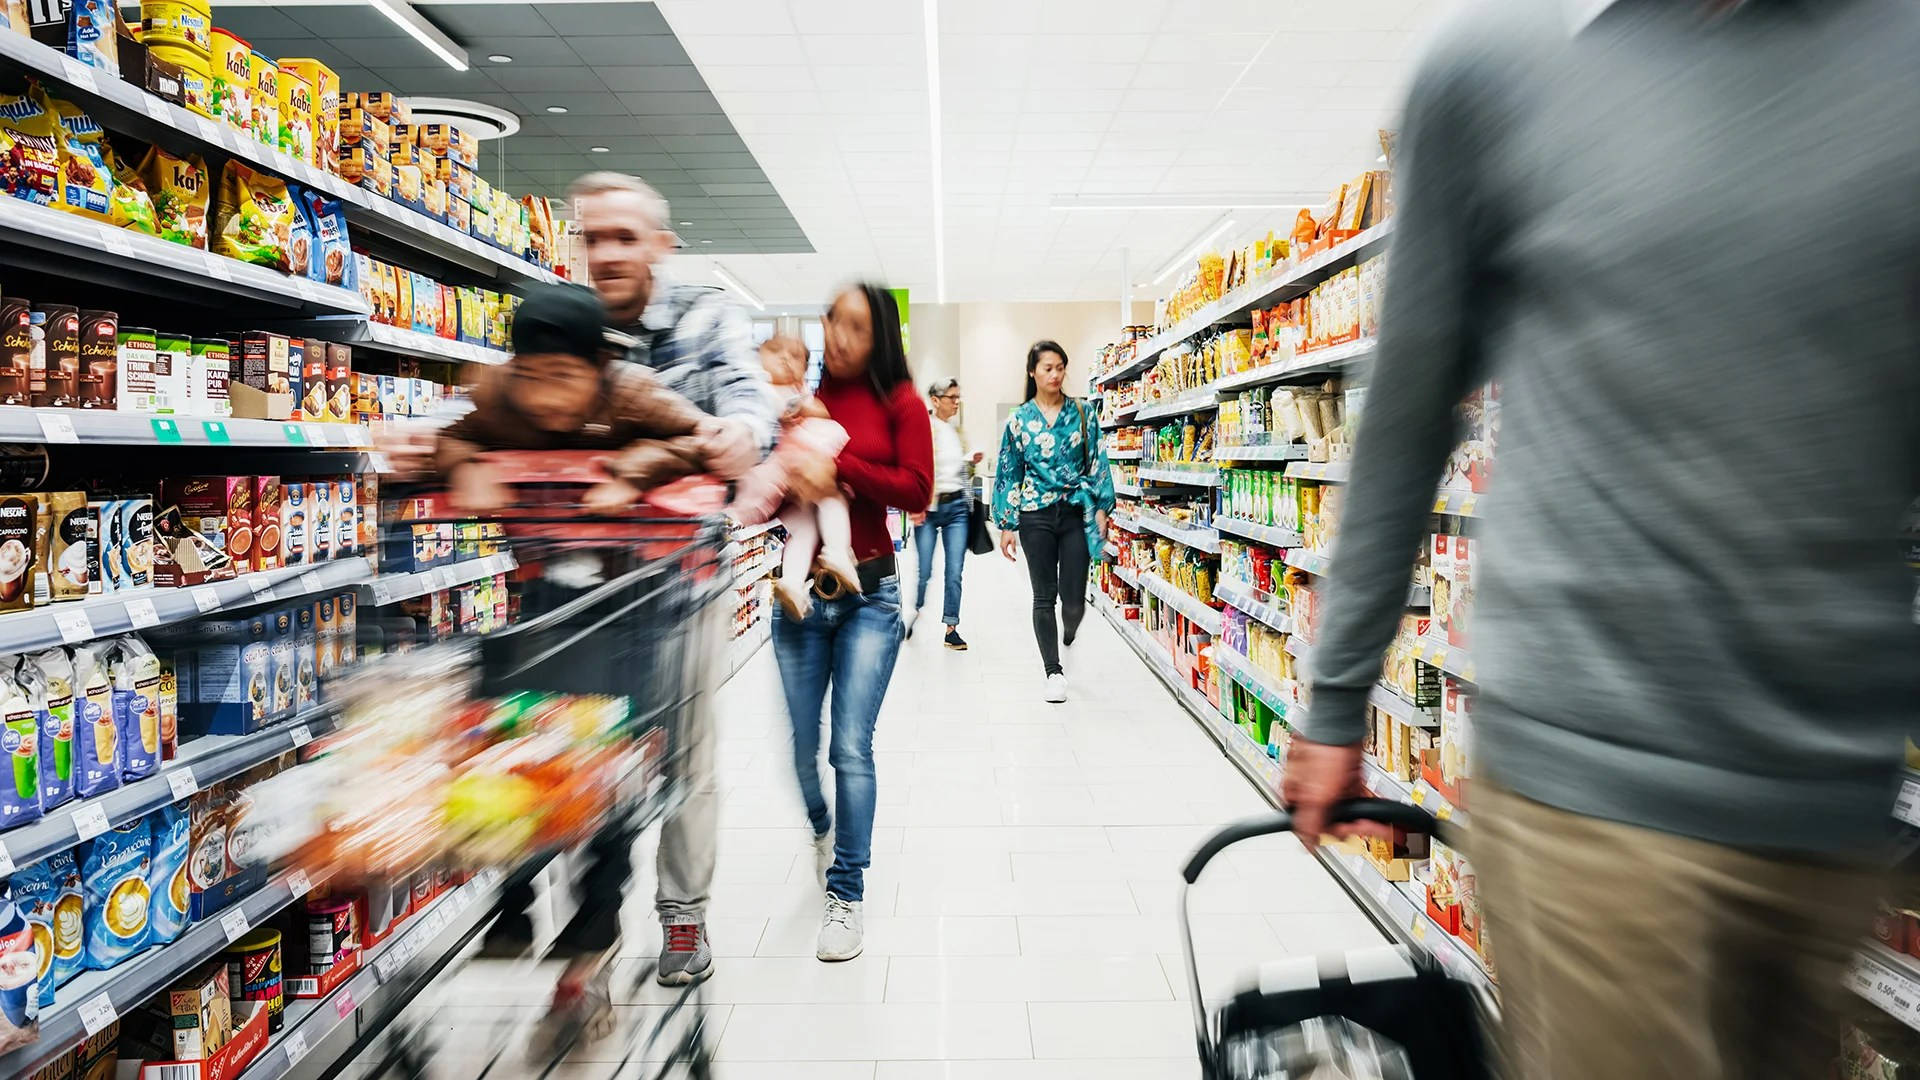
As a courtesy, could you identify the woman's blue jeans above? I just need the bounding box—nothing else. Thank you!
[913,495,969,626]
[773,575,903,902]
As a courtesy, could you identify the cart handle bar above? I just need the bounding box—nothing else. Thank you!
[1180,798,1456,885]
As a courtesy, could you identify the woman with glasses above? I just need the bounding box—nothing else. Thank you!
[908,379,982,649]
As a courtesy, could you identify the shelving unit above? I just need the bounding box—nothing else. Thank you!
[0,409,374,449]
[1285,461,1352,483]
[1134,514,1221,555]
[369,553,518,607]
[1213,575,1290,633]
[1213,516,1304,548]
[1138,463,1222,487]
[1137,571,1222,636]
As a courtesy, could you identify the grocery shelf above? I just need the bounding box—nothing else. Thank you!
[1110,511,1142,534]
[1214,338,1380,394]
[730,520,782,543]
[0,407,371,448]
[1319,848,1496,1000]
[1106,447,1143,461]
[731,556,774,587]
[0,195,369,315]
[1213,644,1293,718]
[1099,407,1139,430]
[369,553,518,607]
[1113,563,1141,589]
[1284,547,1336,577]
[1431,487,1484,518]
[0,704,342,878]
[1285,461,1352,483]
[1362,756,1414,805]
[1138,464,1222,487]
[1093,222,1395,388]
[1132,386,1221,422]
[1135,513,1221,555]
[1213,516,1304,549]
[0,31,559,292]
[1286,633,1313,663]
[1138,571,1222,635]
[1367,683,1439,729]
[1213,442,1310,463]
[1409,636,1478,683]
[266,317,512,366]
[1852,943,1920,1033]
[1114,482,1144,498]
[0,865,323,1077]
[0,556,374,658]
[1213,576,1290,633]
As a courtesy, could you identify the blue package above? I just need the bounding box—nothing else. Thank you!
[81,818,151,970]
[146,804,189,945]
[0,880,35,1040]
[287,183,315,279]
[300,188,356,292]
[70,644,118,799]
[22,651,74,812]
[8,861,53,1013]
[40,850,81,988]
[108,637,161,781]
[0,675,40,830]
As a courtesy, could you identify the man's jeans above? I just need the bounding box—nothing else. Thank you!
[773,576,903,902]
[913,494,969,626]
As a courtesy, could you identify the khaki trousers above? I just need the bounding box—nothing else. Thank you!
[1472,784,1880,1080]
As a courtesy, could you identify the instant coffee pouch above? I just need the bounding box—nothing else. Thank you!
[0,495,34,613]
[23,649,73,810]
[42,850,82,988]
[9,858,54,1011]
[69,643,118,798]
[108,636,161,780]
[147,803,190,943]
[45,491,90,600]
[0,663,39,827]
[81,817,152,969]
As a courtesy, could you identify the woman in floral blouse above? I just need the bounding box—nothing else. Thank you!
[992,340,1116,702]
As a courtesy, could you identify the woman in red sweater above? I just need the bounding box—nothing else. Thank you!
[776,283,932,963]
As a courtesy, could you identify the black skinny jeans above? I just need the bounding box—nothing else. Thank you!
[1018,501,1089,675]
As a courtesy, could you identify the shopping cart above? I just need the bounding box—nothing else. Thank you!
[1178,799,1495,1080]
[331,458,733,1080]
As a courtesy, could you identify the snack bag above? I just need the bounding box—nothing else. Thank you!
[103,143,157,235]
[107,635,161,780]
[70,643,118,798]
[24,649,75,811]
[212,160,293,270]
[48,94,111,220]
[139,145,209,249]
[0,86,59,206]
[285,182,313,278]
[81,817,152,970]
[0,667,40,828]
[300,188,353,289]
[8,859,54,1012]
[64,0,117,75]
[146,803,190,943]
[0,880,35,1051]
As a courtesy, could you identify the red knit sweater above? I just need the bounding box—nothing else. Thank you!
[816,374,933,562]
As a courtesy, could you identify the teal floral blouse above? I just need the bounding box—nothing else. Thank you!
[991,397,1116,547]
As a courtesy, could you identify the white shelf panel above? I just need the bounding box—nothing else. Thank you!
[1285,461,1352,483]
[1409,635,1478,683]
[1105,447,1143,461]
[1113,482,1144,498]
[1852,943,1920,1034]
[1319,849,1495,999]
[1138,464,1222,487]
[270,318,512,366]
[1367,683,1439,729]
[1214,337,1380,393]
[1283,547,1336,577]
[369,553,517,606]
[0,407,369,448]
[1213,644,1293,719]
[1132,385,1221,422]
[1135,514,1220,555]
[1114,564,1141,589]
[1138,571,1221,636]
[1214,442,1310,463]
[1213,575,1290,633]
[1431,487,1484,518]
[1213,516,1303,549]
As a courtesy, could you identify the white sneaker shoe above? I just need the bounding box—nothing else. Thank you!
[1044,673,1069,703]
[812,831,835,887]
[817,894,864,962]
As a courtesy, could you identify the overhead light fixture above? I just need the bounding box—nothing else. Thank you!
[590,146,610,153]
[1052,194,1318,212]
[922,0,946,302]
[679,220,693,226]
[546,105,568,114]
[487,54,512,64]
[1152,213,1236,285]
[713,265,764,310]
[365,0,468,71]
[401,97,519,139]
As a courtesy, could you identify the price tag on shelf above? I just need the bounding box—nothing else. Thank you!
[141,95,172,123]
[78,991,118,1036]
[36,412,78,443]
[204,257,234,283]
[60,58,99,93]
[191,587,222,613]
[71,802,109,841]
[124,597,160,629]
[0,842,13,878]
[101,229,135,259]
[149,418,182,444]
[307,424,331,446]
[287,868,313,896]
[282,1030,309,1066]
[289,724,313,748]
[219,906,251,942]
[334,989,356,1019]
[166,768,197,801]
[247,576,273,597]
[370,580,395,605]
[282,424,308,445]
[193,116,223,144]
[367,452,393,473]
[299,572,324,596]
[201,420,231,444]
[1896,778,1920,829]
[52,606,95,644]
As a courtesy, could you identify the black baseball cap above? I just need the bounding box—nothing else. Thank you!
[511,283,617,365]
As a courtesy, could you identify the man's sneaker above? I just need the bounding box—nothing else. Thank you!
[943,627,968,651]
[528,954,616,1061]
[812,830,835,887]
[817,895,864,962]
[1044,673,1069,702]
[656,920,713,986]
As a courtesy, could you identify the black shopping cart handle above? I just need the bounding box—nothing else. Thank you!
[1181,798,1448,884]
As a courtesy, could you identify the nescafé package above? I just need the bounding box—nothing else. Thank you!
[212,160,293,270]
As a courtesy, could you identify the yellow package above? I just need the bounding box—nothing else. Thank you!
[251,50,279,148]
[209,30,254,137]
[0,85,59,206]
[138,144,208,248]
[278,59,336,169]
[211,160,292,270]
[275,66,313,164]
[103,145,157,234]
[47,93,112,219]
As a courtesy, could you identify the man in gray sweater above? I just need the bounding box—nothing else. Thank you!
[1287,1,1920,1075]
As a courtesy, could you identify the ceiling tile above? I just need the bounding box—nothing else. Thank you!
[424,6,557,38]
[509,92,629,117]
[798,34,920,68]
[538,3,672,36]
[655,0,796,35]
[640,115,745,135]
[461,37,580,66]
[568,35,692,67]
[618,92,728,115]
[486,66,611,93]
[596,66,711,93]
[673,153,762,170]
[656,133,750,153]
[788,0,921,35]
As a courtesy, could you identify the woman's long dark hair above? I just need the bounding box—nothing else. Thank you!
[1024,340,1068,401]
[847,283,911,399]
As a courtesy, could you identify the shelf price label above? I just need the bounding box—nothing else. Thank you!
[60,58,99,93]
[71,802,110,841]
[36,413,78,444]
[124,597,160,629]
[53,606,95,644]
[149,418,182,444]
[204,257,234,283]
[282,424,308,445]
[283,1030,309,1066]
[202,421,231,445]
[166,768,198,801]
[101,229,135,259]
[0,842,13,878]
[1895,778,1920,829]
[78,992,118,1036]
[287,869,313,896]
[289,724,314,748]
[334,989,357,1019]
[247,576,273,597]
[299,572,324,596]
[191,587,222,613]
[219,906,252,942]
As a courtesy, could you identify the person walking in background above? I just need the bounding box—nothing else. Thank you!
[1284,4,1920,1078]
[774,284,931,962]
[993,341,1114,703]
[908,377,982,649]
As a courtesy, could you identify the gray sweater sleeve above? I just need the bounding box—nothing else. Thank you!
[1303,34,1502,745]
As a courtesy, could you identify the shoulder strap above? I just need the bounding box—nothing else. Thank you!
[1076,397,1094,473]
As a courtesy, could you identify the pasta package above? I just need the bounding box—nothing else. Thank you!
[212,160,293,270]
[0,87,60,206]
[139,145,209,249]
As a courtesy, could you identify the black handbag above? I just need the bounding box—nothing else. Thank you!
[966,494,994,554]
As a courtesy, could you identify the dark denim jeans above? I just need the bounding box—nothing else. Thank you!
[773,575,903,902]
[913,495,969,626]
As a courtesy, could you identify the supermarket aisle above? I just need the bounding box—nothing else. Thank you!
[436,556,1382,1078]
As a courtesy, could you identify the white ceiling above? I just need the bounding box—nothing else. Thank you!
[659,0,1462,308]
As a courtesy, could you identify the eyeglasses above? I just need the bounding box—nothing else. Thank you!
[935,391,961,401]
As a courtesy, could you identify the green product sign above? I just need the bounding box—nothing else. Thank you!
[889,287,910,353]
[282,424,307,445]
[201,421,231,445]
[149,418,181,443]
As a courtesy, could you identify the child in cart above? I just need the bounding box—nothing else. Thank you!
[727,333,861,618]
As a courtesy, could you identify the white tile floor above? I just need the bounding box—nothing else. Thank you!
[430,555,1382,1077]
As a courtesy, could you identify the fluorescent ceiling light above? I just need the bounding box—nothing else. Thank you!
[486,54,511,64]
[1152,213,1236,285]
[590,146,610,153]
[1053,194,1318,212]
[923,0,946,303]
[366,0,468,71]
[546,105,568,114]
[713,265,764,310]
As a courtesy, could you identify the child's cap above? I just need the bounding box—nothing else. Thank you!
[512,283,616,365]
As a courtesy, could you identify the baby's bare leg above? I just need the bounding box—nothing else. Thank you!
[815,495,852,559]
[780,500,818,586]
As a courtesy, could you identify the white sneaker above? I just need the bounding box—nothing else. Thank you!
[1044,673,1069,703]
[817,894,864,961]
[812,831,835,887]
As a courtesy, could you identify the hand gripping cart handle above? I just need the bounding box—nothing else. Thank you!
[1178,798,1494,1080]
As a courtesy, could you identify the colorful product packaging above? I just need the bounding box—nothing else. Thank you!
[81,816,153,970]
[70,643,117,798]
[108,635,162,780]
[148,803,192,943]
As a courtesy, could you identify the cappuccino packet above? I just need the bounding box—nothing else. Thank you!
[70,643,119,799]
[107,636,161,781]
[0,666,40,827]
[81,816,152,970]
[0,495,37,613]
[19,650,74,811]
